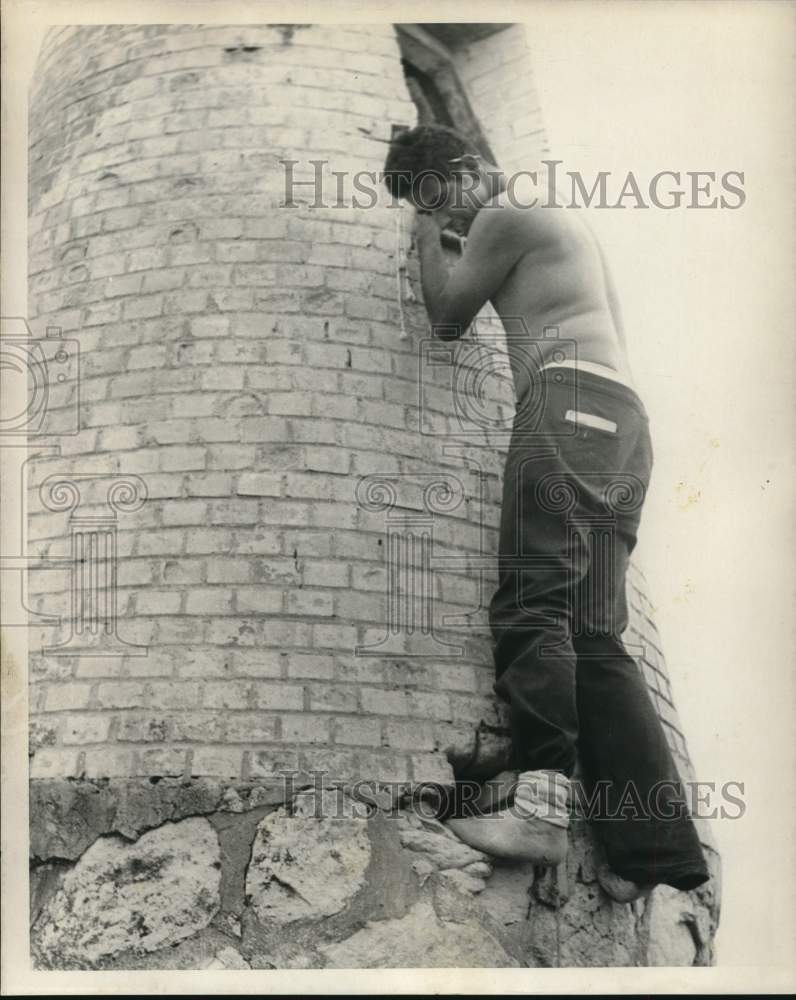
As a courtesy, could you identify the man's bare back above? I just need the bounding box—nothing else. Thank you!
[490,183,631,383]
[409,165,633,406]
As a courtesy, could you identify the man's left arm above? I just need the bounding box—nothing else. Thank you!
[413,204,526,339]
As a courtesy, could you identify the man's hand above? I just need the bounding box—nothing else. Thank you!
[412,208,444,245]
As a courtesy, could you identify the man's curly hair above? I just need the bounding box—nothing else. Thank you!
[383,124,475,201]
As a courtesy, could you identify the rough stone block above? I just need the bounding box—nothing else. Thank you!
[33,818,221,968]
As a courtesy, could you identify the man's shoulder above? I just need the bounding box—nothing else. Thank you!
[471,191,540,243]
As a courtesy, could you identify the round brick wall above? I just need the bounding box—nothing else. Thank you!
[27,23,699,798]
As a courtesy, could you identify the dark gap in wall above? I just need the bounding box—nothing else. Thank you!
[395,26,496,165]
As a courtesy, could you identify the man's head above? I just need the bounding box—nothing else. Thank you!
[383,124,499,229]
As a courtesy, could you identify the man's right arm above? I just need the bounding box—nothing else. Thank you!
[414,203,528,338]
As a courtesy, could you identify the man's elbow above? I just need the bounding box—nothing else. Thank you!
[429,303,473,340]
[432,321,465,341]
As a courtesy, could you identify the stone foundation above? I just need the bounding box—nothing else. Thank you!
[30,777,720,969]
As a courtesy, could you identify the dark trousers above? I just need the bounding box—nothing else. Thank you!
[488,367,709,890]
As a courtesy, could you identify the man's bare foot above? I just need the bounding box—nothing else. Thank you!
[446,811,568,863]
[445,770,571,864]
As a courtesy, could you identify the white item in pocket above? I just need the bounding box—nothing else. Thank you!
[564,409,618,434]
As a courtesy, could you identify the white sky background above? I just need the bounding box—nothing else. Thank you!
[525,0,794,968]
[8,1,794,980]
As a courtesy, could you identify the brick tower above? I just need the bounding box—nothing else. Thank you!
[24,23,719,969]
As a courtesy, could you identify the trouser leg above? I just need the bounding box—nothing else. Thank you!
[487,371,709,888]
[575,632,710,889]
[489,445,581,777]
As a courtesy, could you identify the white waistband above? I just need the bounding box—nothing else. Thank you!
[540,359,635,390]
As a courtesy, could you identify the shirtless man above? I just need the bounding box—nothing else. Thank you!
[383,125,709,897]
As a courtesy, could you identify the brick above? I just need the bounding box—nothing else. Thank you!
[356,751,409,784]
[304,444,351,475]
[94,682,147,709]
[171,649,226,678]
[203,681,253,710]
[201,367,245,392]
[29,716,60,750]
[301,560,349,588]
[206,445,258,471]
[104,272,143,297]
[382,720,437,752]
[235,528,283,554]
[140,748,188,776]
[204,558,252,586]
[308,684,359,713]
[215,340,267,365]
[237,473,283,497]
[84,300,122,325]
[80,748,139,778]
[162,501,208,526]
[286,590,335,617]
[185,588,235,615]
[231,649,285,678]
[116,714,170,743]
[124,648,178,678]
[199,218,243,239]
[30,749,79,779]
[251,682,305,711]
[333,715,381,747]
[127,344,169,369]
[163,290,211,314]
[348,347,391,373]
[434,661,478,692]
[225,713,279,743]
[410,753,455,784]
[239,418,292,446]
[285,653,335,680]
[147,681,201,709]
[249,749,301,778]
[360,688,409,717]
[285,473,351,501]
[281,714,330,744]
[136,590,183,615]
[157,617,208,645]
[334,591,385,623]
[105,557,153,597]
[449,694,498,726]
[190,747,245,778]
[236,588,283,614]
[122,295,163,320]
[185,473,233,497]
[268,391,314,417]
[190,315,230,339]
[169,711,226,742]
[312,623,357,650]
[103,206,141,231]
[186,528,234,553]
[161,446,206,471]
[208,500,260,526]
[44,684,92,712]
